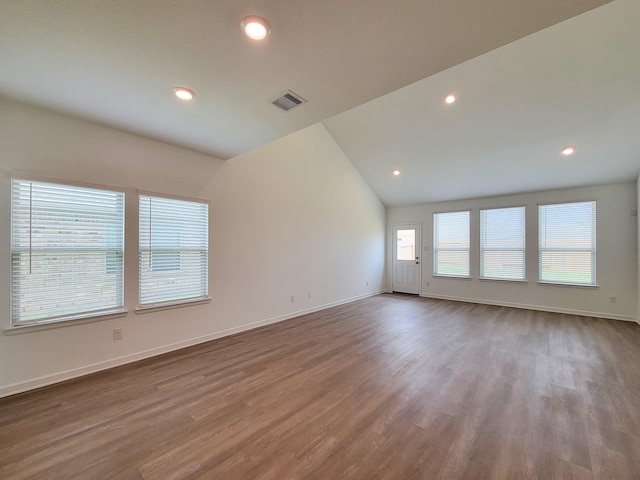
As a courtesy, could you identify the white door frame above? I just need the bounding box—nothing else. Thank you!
[392,223,422,294]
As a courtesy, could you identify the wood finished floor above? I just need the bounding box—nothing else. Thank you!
[1,294,640,480]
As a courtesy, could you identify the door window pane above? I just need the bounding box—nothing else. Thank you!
[396,229,415,260]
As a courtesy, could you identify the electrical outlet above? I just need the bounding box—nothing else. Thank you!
[609,296,617,304]
[308,292,311,299]
[113,328,123,340]
[290,295,295,303]
[425,281,430,287]
[366,281,369,287]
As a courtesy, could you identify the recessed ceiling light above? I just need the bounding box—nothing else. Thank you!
[561,146,575,156]
[174,87,195,101]
[241,16,271,40]
[393,169,401,176]
[445,94,456,104]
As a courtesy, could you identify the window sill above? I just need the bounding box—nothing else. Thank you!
[4,309,128,336]
[135,297,211,315]
[537,281,599,289]
[432,274,472,280]
[479,277,528,284]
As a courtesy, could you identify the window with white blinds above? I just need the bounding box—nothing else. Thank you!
[433,210,470,277]
[11,179,125,325]
[538,201,596,285]
[480,206,526,280]
[139,195,209,307]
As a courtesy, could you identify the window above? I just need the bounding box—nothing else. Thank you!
[433,211,470,277]
[151,226,181,272]
[139,194,209,307]
[396,229,416,261]
[538,201,596,285]
[480,206,525,280]
[11,179,124,325]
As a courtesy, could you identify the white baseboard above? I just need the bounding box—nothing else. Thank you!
[419,293,638,323]
[0,290,384,399]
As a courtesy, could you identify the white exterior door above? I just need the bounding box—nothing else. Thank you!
[392,224,421,294]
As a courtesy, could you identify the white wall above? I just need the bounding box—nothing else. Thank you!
[387,183,638,321]
[208,121,386,328]
[0,98,386,396]
[637,174,640,324]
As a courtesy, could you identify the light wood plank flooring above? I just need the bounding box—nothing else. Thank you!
[1,294,640,479]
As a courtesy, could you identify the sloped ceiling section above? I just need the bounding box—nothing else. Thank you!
[324,0,640,206]
[0,0,612,160]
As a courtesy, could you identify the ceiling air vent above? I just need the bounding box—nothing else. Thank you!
[271,90,307,112]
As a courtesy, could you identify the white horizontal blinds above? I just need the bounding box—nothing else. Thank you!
[434,211,470,277]
[139,195,209,306]
[539,201,596,285]
[11,179,124,324]
[480,206,526,280]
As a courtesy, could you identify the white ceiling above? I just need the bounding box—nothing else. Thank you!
[2,0,638,207]
[324,0,640,206]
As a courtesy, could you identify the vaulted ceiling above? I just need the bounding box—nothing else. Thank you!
[2,0,638,206]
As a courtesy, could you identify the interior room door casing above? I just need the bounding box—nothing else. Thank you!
[392,224,421,294]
